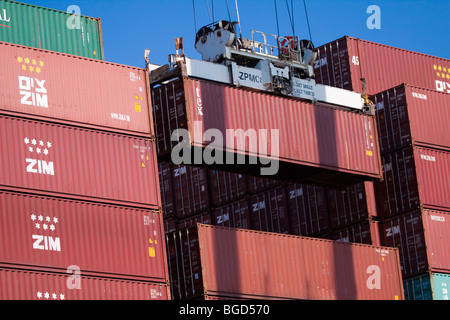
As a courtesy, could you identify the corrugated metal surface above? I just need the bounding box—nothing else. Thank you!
[0,115,160,208]
[172,164,209,218]
[403,272,450,300]
[374,84,450,154]
[0,267,168,300]
[209,169,247,207]
[197,224,403,300]
[381,211,427,278]
[212,198,250,230]
[0,41,152,136]
[0,191,168,281]
[422,210,450,274]
[315,36,450,95]
[152,77,382,185]
[249,187,289,234]
[327,182,369,228]
[376,146,450,217]
[0,0,104,60]
[287,184,330,237]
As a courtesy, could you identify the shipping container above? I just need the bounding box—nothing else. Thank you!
[0,190,168,282]
[286,184,330,237]
[403,272,450,300]
[246,175,281,194]
[314,36,450,95]
[209,168,247,207]
[249,187,290,234]
[327,219,375,245]
[159,162,175,218]
[211,198,251,230]
[0,41,152,136]
[168,224,404,300]
[381,210,450,279]
[172,164,209,218]
[327,182,369,228]
[0,0,104,60]
[376,146,450,217]
[0,115,160,208]
[151,77,382,187]
[373,84,450,154]
[0,266,169,300]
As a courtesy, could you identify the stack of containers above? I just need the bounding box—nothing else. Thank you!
[0,1,169,300]
[314,36,450,300]
[159,160,385,299]
[372,84,450,300]
[167,223,404,300]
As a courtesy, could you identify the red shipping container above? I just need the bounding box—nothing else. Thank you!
[0,115,160,208]
[172,164,209,218]
[249,187,290,234]
[184,224,404,300]
[381,210,450,278]
[0,191,168,282]
[376,146,450,217]
[208,168,247,207]
[373,84,450,154]
[211,198,250,230]
[314,36,450,95]
[327,182,369,228]
[286,184,330,237]
[152,77,382,187]
[176,211,212,230]
[421,210,450,275]
[0,267,169,300]
[0,41,153,136]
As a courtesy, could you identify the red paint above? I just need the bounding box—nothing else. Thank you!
[0,266,169,300]
[374,84,450,154]
[0,41,153,136]
[315,36,450,95]
[0,191,168,282]
[153,78,382,185]
[0,115,160,208]
[195,224,403,300]
[376,146,450,217]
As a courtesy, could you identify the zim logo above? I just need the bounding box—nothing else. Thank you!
[252,201,265,212]
[31,214,61,252]
[24,137,54,176]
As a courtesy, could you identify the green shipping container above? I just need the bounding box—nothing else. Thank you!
[404,272,450,300]
[0,0,104,59]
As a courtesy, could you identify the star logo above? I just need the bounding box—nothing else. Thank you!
[17,57,23,63]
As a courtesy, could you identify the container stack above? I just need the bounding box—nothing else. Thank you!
[314,36,450,300]
[0,0,169,300]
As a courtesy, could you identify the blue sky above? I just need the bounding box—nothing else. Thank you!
[21,0,450,68]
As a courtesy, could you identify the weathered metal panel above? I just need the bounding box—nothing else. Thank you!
[0,267,169,300]
[197,224,403,300]
[315,36,450,95]
[373,84,450,154]
[0,190,168,282]
[0,115,160,208]
[0,0,104,59]
[286,184,330,237]
[0,41,151,136]
[152,77,382,186]
[376,146,450,217]
[422,210,450,274]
